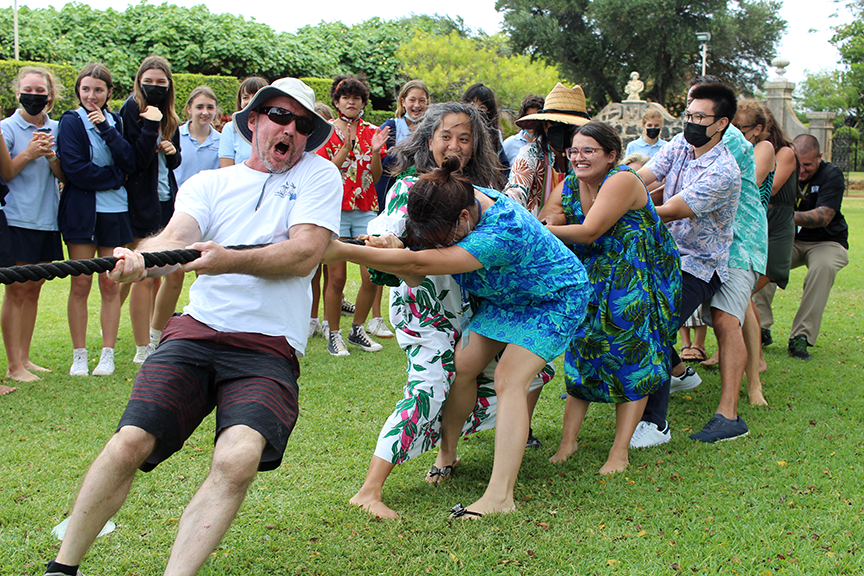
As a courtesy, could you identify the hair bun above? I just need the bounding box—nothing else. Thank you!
[440,153,462,175]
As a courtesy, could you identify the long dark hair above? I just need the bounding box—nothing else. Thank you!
[132,55,180,140]
[405,154,476,248]
[762,104,793,153]
[389,102,503,189]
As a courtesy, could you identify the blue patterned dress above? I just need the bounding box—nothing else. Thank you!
[454,188,590,362]
[563,167,682,402]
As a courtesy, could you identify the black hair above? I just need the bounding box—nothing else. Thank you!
[330,74,370,107]
[689,82,737,132]
[405,154,476,249]
[517,94,545,120]
[461,83,499,129]
[573,121,622,164]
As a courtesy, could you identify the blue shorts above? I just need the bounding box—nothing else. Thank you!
[9,226,64,264]
[132,200,175,239]
[65,212,134,248]
[0,213,14,268]
[340,209,376,239]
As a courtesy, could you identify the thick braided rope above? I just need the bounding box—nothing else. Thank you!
[0,245,266,285]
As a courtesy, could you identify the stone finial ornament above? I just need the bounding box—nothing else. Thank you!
[624,71,644,101]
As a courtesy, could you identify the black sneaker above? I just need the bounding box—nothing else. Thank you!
[347,324,382,352]
[526,428,542,449]
[761,328,773,347]
[689,414,749,443]
[787,335,811,360]
[341,298,355,316]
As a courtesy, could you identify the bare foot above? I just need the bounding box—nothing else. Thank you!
[0,384,18,395]
[700,352,719,367]
[24,361,51,373]
[452,495,516,519]
[6,367,40,383]
[759,357,767,373]
[598,454,629,475]
[749,386,768,406]
[349,491,399,520]
[549,438,578,463]
[425,457,460,485]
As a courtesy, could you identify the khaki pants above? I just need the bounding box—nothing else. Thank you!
[752,240,848,345]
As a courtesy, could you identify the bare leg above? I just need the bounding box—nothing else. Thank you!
[712,308,746,420]
[162,425,266,576]
[750,294,768,373]
[743,301,768,406]
[550,395,589,463]
[372,284,384,319]
[55,426,156,566]
[96,246,122,349]
[600,397,648,475]
[67,244,96,350]
[460,343,548,517]
[19,277,49,372]
[324,262,346,331]
[151,269,185,332]
[433,332,504,473]
[129,278,157,346]
[678,327,692,349]
[3,278,45,381]
[352,265,377,326]
[310,265,323,319]
[349,456,398,520]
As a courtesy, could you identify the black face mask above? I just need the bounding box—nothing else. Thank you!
[645,127,661,139]
[546,124,571,152]
[19,93,49,116]
[142,84,169,106]
[683,121,718,148]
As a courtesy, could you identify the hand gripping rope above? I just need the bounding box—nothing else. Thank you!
[0,245,265,285]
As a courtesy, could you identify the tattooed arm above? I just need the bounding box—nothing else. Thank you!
[795,206,836,228]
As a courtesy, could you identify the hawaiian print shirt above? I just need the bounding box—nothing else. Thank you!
[722,126,768,275]
[502,139,567,217]
[317,118,386,212]
[648,133,741,283]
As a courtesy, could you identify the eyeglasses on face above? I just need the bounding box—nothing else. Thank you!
[566,146,601,159]
[733,123,754,132]
[257,106,315,136]
[683,111,717,124]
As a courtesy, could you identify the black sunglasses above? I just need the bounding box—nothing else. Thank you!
[257,106,316,136]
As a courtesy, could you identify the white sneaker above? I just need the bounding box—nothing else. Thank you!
[69,349,89,376]
[366,317,394,338]
[92,348,115,376]
[670,366,702,393]
[133,343,155,364]
[629,420,671,449]
[308,318,323,339]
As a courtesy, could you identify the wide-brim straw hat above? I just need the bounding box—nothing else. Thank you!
[516,83,591,128]
[233,77,333,153]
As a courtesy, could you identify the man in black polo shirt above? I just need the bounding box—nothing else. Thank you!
[771,134,848,360]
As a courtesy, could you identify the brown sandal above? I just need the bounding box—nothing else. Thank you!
[681,345,706,362]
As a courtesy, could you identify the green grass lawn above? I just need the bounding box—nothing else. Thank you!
[1,200,862,575]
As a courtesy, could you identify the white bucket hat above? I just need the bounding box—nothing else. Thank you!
[233,77,333,153]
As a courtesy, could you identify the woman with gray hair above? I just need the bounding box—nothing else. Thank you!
[349,102,547,519]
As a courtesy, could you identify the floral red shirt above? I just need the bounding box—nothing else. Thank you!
[317,119,386,211]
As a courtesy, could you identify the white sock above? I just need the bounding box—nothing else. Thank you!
[150,327,162,345]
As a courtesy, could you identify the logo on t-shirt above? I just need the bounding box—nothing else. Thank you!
[276,182,297,201]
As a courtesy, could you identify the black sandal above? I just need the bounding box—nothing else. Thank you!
[425,464,454,484]
[449,503,483,519]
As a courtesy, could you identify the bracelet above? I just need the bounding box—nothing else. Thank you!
[48,155,59,164]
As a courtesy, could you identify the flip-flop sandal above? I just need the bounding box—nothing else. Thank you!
[449,503,483,519]
[425,458,461,485]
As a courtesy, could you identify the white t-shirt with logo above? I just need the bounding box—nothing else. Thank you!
[176,154,342,355]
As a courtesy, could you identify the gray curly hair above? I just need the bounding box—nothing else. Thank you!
[388,102,504,189]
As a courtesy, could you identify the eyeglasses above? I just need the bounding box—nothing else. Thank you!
[257,106,315,136]
[565,147,601,159]
[733,123,754,132]
[683,111,717,124]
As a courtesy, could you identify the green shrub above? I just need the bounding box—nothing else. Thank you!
[0,59,78,116]
[364,109,392,127]
[300,77,332,105]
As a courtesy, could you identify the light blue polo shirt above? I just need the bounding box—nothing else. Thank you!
[175,121,221,187]
[217,120,251,165]
[625,136,667,158]
[1,110,60,229]
[75,108,127,213]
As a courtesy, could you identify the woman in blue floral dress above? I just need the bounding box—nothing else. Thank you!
[326,155,589,517]
[541,121,681,474]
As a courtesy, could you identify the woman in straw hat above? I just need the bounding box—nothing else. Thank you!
[503,83,591,217]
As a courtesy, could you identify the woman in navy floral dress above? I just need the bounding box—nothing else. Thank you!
[541,122,681,474]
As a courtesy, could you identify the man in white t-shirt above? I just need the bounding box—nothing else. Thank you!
[44,78,342,576]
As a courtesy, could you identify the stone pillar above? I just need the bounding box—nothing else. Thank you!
[807,111,836,162]
[764,58,809,143]
[593,101,682,150]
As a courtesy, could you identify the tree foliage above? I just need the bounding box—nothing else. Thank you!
[398,31,563,113]
[795,69,856,116]
[831,0,864,125]
[496,0,786,107]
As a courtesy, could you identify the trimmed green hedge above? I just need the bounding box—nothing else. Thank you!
[0,60,79,117]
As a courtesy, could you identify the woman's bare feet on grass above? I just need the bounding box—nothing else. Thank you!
[749,385,768,406]
[451,495,516,519]
[24,361,51,373]
[0,384,18,395]
[549,438,578,463]
[598,452,629,475]
[6,367,40,382]
[700,352,719,367]
[759,356,768,373]
[349,490,399,520]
